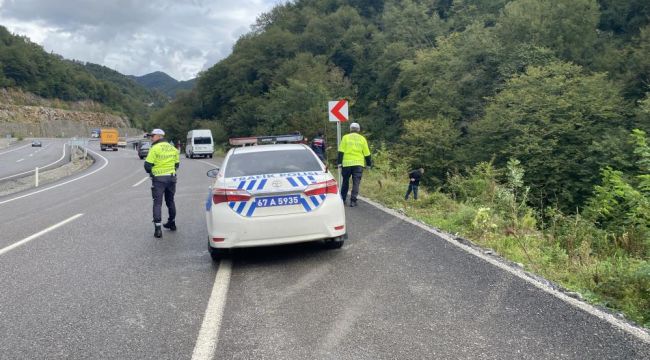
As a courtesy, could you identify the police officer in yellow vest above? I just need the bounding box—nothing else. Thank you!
[337,122,371,207]
[144,129,180,238]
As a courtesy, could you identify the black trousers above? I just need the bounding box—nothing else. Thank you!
[151,175,177,223]
[341,166,363,202]
[405,183,419,200]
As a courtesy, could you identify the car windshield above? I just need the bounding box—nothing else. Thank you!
[141,143,151,149]
[194,137,212,145]
[225,149,322,177]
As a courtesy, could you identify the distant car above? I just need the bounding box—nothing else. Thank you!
[31,140,42,147]
[205,143,346,260]
[117,137,127,148]
[138,142,151,159]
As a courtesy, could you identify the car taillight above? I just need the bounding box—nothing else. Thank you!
[304,179,338,196]
[212,188,252,204]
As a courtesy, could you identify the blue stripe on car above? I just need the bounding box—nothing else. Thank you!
[300,197,312,212]
[246,201,257,217]
[310,196,320,207]
[287,177,299,187]
[308,176,315,182]
[237,181,246,190]
[320,194,326,200]
[205,191,212,211]
[236,202,246,214]
[297,176,309,186]
[246,180,257,191]
[229,202,236,208]
[257,179,267,190]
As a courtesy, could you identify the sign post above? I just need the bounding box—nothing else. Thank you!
[328,100,349,190]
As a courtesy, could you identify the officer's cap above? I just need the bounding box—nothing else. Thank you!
[350,122,360,130]
[151,128,165,136]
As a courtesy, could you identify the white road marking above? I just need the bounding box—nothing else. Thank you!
[0,144,67,182]
[191,259,232,360]
[0,147,108,206]
[132,176,150,187]
[360,196,650,343]
[15,158,24,163]
[0,213,84,256]
[0,143,30,156]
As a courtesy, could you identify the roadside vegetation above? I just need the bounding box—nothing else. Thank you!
[362,132,649,328]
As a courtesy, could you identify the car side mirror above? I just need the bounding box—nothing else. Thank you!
[206,168,220,178]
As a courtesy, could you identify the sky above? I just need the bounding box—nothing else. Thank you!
[0,0,283,80]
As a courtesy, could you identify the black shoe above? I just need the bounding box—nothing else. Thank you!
[154,224,162,238]
[350,200,357,207]
[163,221,177,231]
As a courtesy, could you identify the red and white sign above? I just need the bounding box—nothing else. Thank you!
[328,100,348,122]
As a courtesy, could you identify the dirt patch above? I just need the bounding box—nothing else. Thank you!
[0,148,94,197]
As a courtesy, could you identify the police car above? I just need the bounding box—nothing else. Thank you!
[205,137,346,260]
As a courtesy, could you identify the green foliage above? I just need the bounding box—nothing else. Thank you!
[585,130,650,256]
[624,26,650,100]
[597,0,650,37]
[497,0,600,63]
[398,117,459,185]
[397,24,503,122]
[382,0,447,48]
[469,61,629,210]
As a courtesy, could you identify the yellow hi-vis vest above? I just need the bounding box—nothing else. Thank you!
[145,141,180,176]
[339,132,370,167]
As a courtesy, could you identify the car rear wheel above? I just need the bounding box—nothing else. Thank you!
[323,236,345,249]
[208,243,231,261]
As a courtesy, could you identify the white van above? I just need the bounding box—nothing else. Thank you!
[186,129,214,158]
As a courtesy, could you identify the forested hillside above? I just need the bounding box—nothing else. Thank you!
[0,25,163,127]
[153,0,649,209]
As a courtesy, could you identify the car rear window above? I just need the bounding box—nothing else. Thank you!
[193,137,212,145]
[225,149,322,177]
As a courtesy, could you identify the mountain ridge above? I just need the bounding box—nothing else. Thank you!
[129,71,196,98]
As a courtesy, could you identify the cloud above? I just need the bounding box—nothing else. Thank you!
[0,0,282,80]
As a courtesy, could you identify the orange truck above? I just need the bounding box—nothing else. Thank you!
[100,128,119,151]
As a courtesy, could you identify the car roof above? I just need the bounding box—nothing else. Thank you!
[230,143,309,155]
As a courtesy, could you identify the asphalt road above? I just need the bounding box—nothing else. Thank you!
[0,139,70,181]
[0,142,648,359]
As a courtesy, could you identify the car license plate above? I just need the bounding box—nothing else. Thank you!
[255,195,300,208]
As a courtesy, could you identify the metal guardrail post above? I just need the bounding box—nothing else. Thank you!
[35,167,39,187]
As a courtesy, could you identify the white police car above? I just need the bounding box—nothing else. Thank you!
[205,143,346,260]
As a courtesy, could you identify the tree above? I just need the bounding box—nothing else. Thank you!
[382,0,447,48]
[399,117,460,185]
[396,23,503,122]
[468,61,629,210]
[497,0,600,63]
